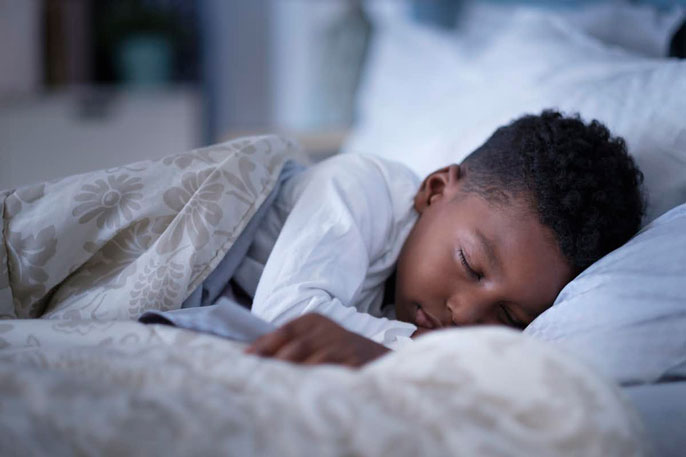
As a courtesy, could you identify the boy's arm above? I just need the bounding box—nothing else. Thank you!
[246,313,390,367]
[251,155,417,348]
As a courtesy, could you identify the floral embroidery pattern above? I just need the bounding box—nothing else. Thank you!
[163,148,223,170]
[222,156,259,206]
[157,169,224,254]
[4,183,46,218]
[2,135,288,320]
[65,217,172,297]
[72,175,143,229]
[6,226,58,313]
[129,259,185,318]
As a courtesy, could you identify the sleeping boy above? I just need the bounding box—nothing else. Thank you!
[144,110,645,367]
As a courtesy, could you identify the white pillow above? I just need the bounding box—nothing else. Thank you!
[344,19,484,182]
[345,11,686,223]
[363,0,684,58]
[524,203,686,386]
[559,2,685,57]
[453,1,685,58]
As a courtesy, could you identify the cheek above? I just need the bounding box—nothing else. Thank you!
[400,244,451,300]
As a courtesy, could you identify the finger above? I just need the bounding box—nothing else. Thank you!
[246,313,327,354]
[246,314,338,358]
[302,348,344,366]
[273,338,315,363]
[245,327,293,356]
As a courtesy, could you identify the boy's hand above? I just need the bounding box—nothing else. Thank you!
[245,313,389,367]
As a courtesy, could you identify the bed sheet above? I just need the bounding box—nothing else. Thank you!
[624,382,686,457]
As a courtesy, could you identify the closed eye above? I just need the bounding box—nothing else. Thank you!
[458,249,483,281]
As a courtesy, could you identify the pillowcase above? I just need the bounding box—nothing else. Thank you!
[345,11,686,224]
[363,0,684,58]
[524,202,686,386]
[453,1,685,58]
[559,2,685,57]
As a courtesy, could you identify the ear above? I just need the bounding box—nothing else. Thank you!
[414,164,461,213]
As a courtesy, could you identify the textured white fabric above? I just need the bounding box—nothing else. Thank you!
[0,321,649,457]
[525,203,686,386]
[345,10,686,224]
[251,153,419,348]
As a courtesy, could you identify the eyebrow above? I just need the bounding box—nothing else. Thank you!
[474,229,501,274]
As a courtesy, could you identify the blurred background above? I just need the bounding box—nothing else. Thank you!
[1,0,684,189]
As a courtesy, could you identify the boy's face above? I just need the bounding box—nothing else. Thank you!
[395,165,573,331]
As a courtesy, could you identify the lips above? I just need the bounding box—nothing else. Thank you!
[415,306,441,329]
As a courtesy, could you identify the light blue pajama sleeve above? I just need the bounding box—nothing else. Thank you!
[139,296,275,343]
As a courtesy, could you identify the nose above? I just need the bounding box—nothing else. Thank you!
[446,294,497,326]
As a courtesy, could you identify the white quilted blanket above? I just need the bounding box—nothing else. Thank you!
[0,320,647,457]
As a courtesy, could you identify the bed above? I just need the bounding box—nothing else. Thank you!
[0,135,648,456]
[2,1,686,456]
[343,2,686,456]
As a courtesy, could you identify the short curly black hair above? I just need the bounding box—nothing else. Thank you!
[460,110,645,273]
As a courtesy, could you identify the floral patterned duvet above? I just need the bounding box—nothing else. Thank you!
[0,135,294,320]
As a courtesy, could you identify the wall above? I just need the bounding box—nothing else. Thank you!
[0,0,43,98]
[200,0,272,141]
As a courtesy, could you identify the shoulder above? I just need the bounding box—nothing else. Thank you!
[277,153,421,236]
[314,153,418,180]
[277,153,420,243]
[297,153,420,202]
